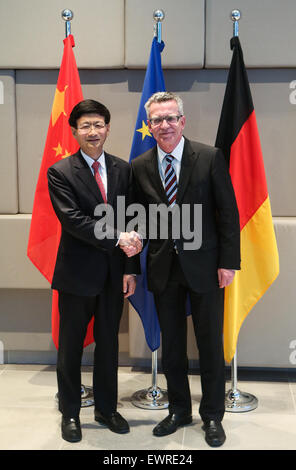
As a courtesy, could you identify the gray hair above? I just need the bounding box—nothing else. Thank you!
[144,92,184,118]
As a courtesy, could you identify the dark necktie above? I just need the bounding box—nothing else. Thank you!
[165,155,177,206]
[92,160,107,204]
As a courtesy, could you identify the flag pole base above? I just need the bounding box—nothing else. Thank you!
[80,385,94,407]
[131,386,168,410]
[225,388,258,413]
[55,384,94,408]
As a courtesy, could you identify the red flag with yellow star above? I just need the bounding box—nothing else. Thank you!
[27,35,94,348]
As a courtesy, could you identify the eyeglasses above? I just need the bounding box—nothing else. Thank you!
[149,114,183,127]
[77,122,107,133]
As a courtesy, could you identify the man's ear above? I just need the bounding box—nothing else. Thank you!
[180,114,186,130]
[147,120,153,136]
[71,126,77,138]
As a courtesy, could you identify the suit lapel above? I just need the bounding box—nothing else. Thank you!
[144,139,201,205]
[72,151,105,203]
[105,153,120,206]
[145,147,170,203]
[177,138,200,204]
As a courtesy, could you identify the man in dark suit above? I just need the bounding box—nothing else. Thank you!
[47,99,141,443]
[127,92,240,447]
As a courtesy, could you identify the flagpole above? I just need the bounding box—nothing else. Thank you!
[231,9,241,37]
[153,9,165,43]
[54,9,94,408]
[62,8,73,37]
[225,10,258,413]
[131,346,168,410]
[131,10,168,410]
[225,351,258,412]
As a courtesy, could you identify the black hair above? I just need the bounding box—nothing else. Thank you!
[69,99,111,128]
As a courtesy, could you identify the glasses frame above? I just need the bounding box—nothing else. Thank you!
[77,122,107,133]
[148,114,183,128]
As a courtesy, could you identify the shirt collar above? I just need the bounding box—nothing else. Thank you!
[157,136,185,164]
[80,149,106,170]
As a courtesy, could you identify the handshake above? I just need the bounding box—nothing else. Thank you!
[118,231,142,257]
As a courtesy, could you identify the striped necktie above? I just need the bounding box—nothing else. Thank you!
[92,160,107,204]
[164,155,177,206]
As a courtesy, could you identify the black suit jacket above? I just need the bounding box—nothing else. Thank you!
[131,138,240,294]
[47,150,140,297]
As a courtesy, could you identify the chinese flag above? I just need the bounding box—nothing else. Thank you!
[215,37,279,363]
[27,35,94,349]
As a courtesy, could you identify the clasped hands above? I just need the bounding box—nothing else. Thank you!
[119,231,142,257]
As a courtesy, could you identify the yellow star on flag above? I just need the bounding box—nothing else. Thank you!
[53,142,63,157]
[51,85,68,127]
[136,120,152,141]
[52,143,71,159]
[62,149,72,159]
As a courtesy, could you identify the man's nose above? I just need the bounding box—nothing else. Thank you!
[89,124,98,133]
[160,118,169,128]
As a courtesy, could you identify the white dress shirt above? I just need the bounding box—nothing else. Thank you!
[80,149,108,197]
[157,136,185,186]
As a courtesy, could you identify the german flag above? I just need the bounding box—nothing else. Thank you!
[27,35,94,349]
[215,36,279,363]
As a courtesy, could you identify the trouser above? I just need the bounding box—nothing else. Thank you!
[154,254,225,422]
[56,282,123,418]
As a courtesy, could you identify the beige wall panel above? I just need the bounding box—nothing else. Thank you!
[17,70,61,214]
[206,0,296,68]
[0,289,129,364]
[0,289,55,363]
[129,219,296,369]
[125,0,204,68]
[0,218,295,367]
[0,71,18,213]
[17,68,296,215]
[0,215,48,289]
[16,69,142,213]
[0,0,124,69]
[235,218,296,368]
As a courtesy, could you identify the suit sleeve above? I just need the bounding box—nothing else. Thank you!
[47,165,117,253]
[211,149,241,270]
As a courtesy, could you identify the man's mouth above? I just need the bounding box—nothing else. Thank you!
[159,132,174,138]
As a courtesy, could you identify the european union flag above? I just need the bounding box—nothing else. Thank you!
[128,37,166,352]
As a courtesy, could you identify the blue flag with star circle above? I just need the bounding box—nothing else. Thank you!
[128,37,166,352]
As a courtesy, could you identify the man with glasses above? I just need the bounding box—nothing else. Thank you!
[47,99,141,443]
[125,92,240,447]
